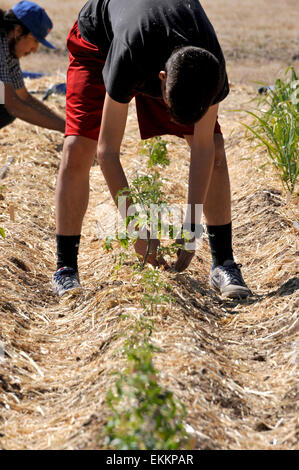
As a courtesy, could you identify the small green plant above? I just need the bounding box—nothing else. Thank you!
[102,234,188,449]
[139,268,172,314]
[103,316,189,450]
[243,67,299,195]
[104,136,193,266]
[101,148,190,450]
[0,227,5,239]
[140,137,170,168]
[105,171,187,267]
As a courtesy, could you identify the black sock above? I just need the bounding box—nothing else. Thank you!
[56,235,81,271]
[206,222,234,267]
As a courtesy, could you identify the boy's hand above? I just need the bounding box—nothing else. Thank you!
[134,237,167,267]
[174,237,195,272]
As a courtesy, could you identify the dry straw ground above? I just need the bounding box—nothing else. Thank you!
[0,0,298,450]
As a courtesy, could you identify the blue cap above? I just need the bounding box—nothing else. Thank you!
[12,1,55,49]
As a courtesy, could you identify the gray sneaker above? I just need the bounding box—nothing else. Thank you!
[210,260,251,298]
[52,266,81,296]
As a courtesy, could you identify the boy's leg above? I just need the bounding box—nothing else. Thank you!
[56,136,97,237]
[203,133,231,226]
[184,132,233,266]
[185,133,250,298]
[201,133,235,268]
[53,22,105,295]
[135,93,250,296]
[184,133,231,228]
[53,136,96,296]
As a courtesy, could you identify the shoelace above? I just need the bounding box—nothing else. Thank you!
[221,263,246,286]
[54,268,78,288]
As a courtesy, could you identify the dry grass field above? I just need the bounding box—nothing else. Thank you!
[0,0,298,450]
[2,0,299,82]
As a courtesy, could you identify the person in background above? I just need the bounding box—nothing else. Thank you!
[0,1,65,132]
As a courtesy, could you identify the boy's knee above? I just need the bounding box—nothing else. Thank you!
[61,136,95,173]
[63,136,85,157]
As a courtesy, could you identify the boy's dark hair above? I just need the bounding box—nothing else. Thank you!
[0,9,30,36]
[165,46,221,125]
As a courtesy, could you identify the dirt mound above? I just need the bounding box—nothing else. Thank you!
[0,77,298,449]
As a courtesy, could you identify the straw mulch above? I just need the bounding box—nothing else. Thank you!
[0,76,298,450]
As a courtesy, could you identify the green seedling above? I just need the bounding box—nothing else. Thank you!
[140,136,170,168]
[101,152,190,450]
[104,171,187,267]
[243,67,299,195]
[139,267,173,315]
[103,320,189,450]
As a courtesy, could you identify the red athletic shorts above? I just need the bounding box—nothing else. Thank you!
[65,21,222,141]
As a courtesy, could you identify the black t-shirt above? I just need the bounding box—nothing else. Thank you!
[78,0,229,104]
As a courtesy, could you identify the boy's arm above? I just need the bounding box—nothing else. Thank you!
[4,84,65,132]
[175,104,218,272]
[97,92,130,213]
[16,87,65,127]
[187,103,218,213]
[97,93,165,266]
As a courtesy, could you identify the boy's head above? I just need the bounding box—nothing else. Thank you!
[160,46,222,125]
[0,1,54,58]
